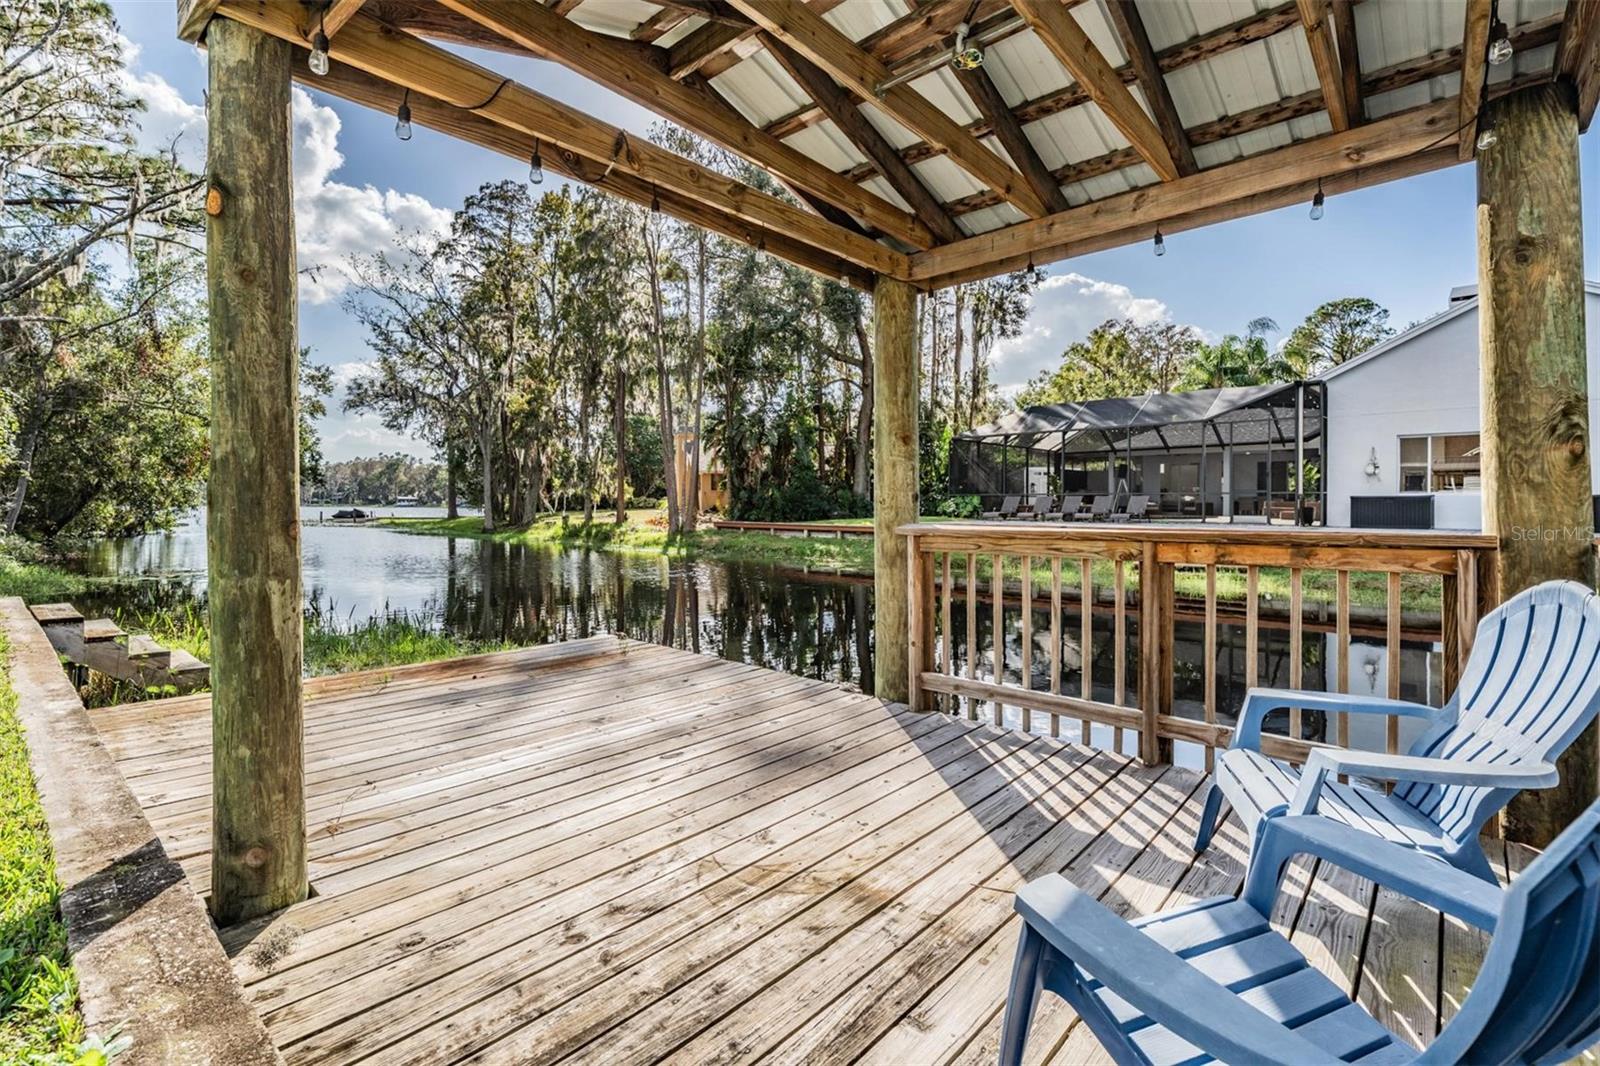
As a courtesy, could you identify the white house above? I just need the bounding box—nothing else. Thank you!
[1321,281,1600,529]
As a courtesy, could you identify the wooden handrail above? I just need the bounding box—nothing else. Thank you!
[902,521,1497,769]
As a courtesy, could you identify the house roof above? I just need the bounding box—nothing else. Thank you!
[1317,279,1600,383]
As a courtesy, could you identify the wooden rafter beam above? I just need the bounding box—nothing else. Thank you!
[1330,0,1362,126]
[1103,0,1197,176]
[1296,0,1351,131]
[213,3,910,278]
[1554,0,1600,130]
[668,18,758,79]
[760,35,965,244]
[633,8,690,44]
[176,0,222,40]
[725,0,1050,218]
[296,59,874,288]
[1458,0,1492,159]
[1010,0,1180,181]
[909,96,1458,283]
[433,0,934,249]
[952,63,1072,212]
[322,0,367,38]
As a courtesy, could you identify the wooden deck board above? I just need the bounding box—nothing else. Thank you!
[91,638,1494,1065]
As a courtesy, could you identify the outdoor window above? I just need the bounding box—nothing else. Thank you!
[1398,434,1481,492]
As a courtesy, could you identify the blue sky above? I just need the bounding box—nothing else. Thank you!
[109,2,1600,461]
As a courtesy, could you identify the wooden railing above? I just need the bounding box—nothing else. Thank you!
[901,522,1500,768]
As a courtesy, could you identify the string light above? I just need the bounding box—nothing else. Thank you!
[308,11,329,76]
[394,89,412,141]
[528,138,544,185]
[1476,124,1498,151]
[1153,227,1165,257]
[951,22,983,70]
[1487,16,1513,65]
[1309,177,1325,221]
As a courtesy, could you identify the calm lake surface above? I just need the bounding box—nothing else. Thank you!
[73,508,1443,757]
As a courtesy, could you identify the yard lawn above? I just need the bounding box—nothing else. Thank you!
[0,631,87,1065]
[380,512,1444,614]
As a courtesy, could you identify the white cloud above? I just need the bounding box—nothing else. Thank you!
[989,272,1184,393]
[116,57,452,305]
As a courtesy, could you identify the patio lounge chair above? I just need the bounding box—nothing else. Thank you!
[1111,494,1150,522]
[1073,495,1111,522]
[998,796,1600,1066]
[1025,494,1053,519]
[982,495,1020,520]
[1193,579,1600,882]
[1041,495,1085,521]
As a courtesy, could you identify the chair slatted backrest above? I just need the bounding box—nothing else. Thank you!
[1396,582,1600,843]
[1431,800,1600,1065]
[1056,495,1084,517]
[1030,494,1052,516]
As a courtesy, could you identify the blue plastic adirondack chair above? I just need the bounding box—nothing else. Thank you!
[1193,580,1600,882]
[998,797,1600,1066]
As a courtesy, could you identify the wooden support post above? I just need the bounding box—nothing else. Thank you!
[1477,82,1596,845]
[205,18,307,925]
[872,275,917,703]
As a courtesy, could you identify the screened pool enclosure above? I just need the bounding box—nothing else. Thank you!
[950,382,1327,524]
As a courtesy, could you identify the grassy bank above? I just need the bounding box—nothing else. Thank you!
[0,558,86,605]
[0,632,89,1064]
[380,511,878,574]
[380,512,1442,613]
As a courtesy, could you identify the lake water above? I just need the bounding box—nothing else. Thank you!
[72,508,1443,757]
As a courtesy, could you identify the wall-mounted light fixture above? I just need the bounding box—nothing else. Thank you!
[1364,447,1381,478]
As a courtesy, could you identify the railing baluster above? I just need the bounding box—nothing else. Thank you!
[966,551,978,721]
[1336,569,1351,748]
[1079,557,1092,745]
[940,552,953,714]
[992,552,1005,726]
[1289,566,1303,742]
[1113,559,1126,754]
[1245,566,1259,687]
[1204,563,1217,773]
[1386,569,1402,753]
[1020,554,1032,733]
[1049,556,1062,738]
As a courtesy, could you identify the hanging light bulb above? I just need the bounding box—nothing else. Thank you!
[1153,227,1165,257]
[308,13,329,77]
[951,22,984,70]
[1487,18,1513,65]
[528,138,544,185]
[1309,178,1325,221]
[394,90,412,141]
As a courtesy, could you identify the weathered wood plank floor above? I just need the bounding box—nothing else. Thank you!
[92,637,1499,1065]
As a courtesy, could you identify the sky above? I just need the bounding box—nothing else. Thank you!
[107,1,1600,462]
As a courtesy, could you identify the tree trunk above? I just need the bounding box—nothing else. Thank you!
[852,308,873,499]
[445,443,459,520]
[872,276,918,702]
[205,18,305,925]
[478,422,496,532]
[952,285,966,429]
[1478,82,1596,845]
[2,414,42,535]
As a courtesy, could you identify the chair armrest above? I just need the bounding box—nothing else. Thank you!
[1243,816,1503,930]
[1289,748,1557,817]
[1231,687,1440,751]
[1015,878,1344,1066]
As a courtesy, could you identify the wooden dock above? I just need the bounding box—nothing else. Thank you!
[90,637,1519,1065]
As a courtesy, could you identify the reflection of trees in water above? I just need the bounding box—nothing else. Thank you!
[432,542,874,688]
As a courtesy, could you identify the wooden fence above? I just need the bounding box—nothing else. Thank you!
[900,522,1500,769]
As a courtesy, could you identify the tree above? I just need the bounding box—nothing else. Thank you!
[1279,297,1393,376]
[1016,319,1202,407]
[1178,317,1278,390]
[299,351,334,490]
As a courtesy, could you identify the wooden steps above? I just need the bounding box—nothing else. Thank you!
[29,603,208,692]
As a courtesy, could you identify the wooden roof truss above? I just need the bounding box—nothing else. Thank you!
[178,0,1599,292]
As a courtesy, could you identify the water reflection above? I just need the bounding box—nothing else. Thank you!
[75,511,1441,756]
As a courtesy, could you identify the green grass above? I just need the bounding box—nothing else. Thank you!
[379,511,878,574]
[0,558,86,605]
[0,631,96,1065]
